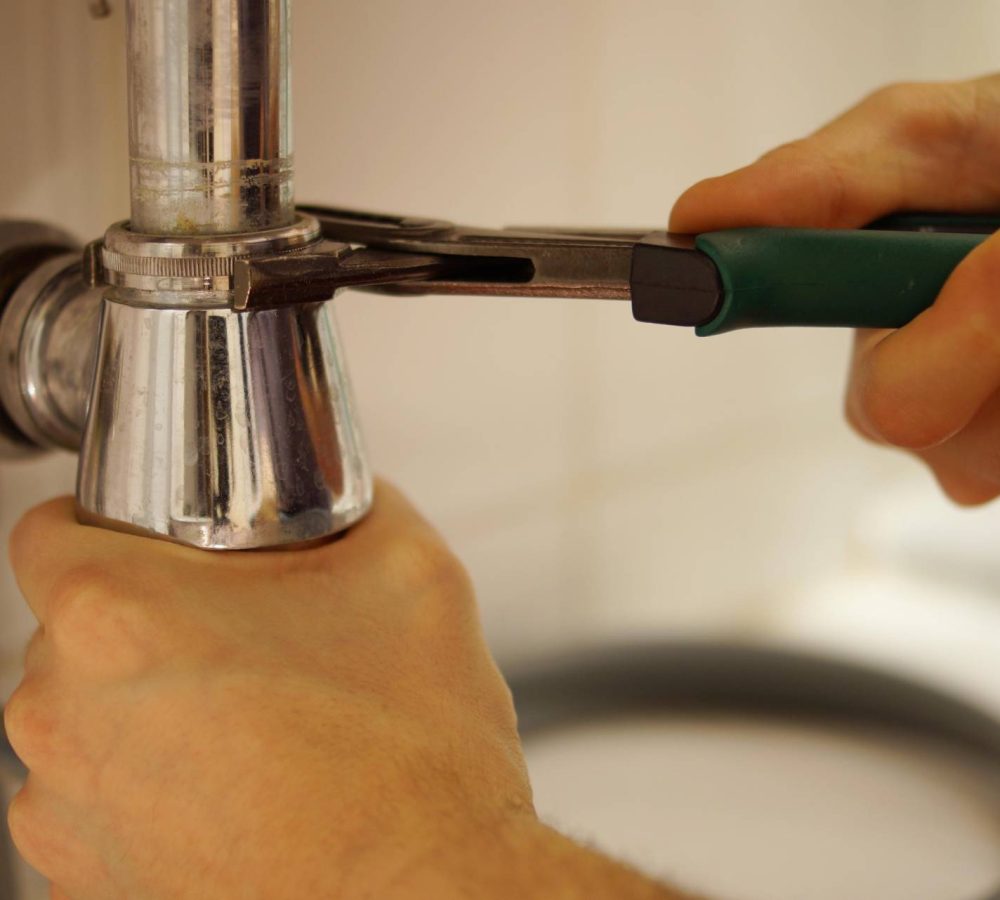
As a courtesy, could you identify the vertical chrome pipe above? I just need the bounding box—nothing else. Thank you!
[126,0,294,235]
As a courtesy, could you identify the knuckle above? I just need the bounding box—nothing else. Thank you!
[6,786,33,849]
[868,80,972,146]
[6,786,64,886]
[392,535,478,642]
[47,565,120,632]
[46,566,156,671]
[864,81,937,118]
[759,140,848,227]
[4,682,57,768]
[865,80,925,109]
[395,533,470,596]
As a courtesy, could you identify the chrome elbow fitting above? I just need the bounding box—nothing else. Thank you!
[0,223,102,459]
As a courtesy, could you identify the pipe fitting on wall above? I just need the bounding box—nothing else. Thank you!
[0,223,101,457]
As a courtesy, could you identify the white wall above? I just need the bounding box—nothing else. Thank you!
[3,1,1000,701]
[0,2,127,699]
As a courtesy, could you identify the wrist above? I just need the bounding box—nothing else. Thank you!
[372,811,690,900]
[367,809,542,900]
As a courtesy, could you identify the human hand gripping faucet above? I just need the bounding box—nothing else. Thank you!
[7,59,1000,900]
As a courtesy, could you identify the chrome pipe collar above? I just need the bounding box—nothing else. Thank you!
[93,214,322,303]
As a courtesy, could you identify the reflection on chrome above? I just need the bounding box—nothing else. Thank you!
[77,299,371,550]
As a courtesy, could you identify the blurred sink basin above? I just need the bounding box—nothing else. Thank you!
[525,714,1000,900]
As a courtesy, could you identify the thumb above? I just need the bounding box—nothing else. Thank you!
[669,76,1000,233]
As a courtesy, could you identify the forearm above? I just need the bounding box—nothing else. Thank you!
[380,816,701,900]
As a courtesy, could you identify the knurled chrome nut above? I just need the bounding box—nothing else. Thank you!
[98,213,322,295]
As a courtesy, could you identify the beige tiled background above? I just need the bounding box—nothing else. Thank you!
[4,3,1000,898]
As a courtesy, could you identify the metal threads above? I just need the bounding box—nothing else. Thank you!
[126,0,293,235]
[101,250,240,279]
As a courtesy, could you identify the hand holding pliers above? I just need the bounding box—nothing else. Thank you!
[232,207,999,336]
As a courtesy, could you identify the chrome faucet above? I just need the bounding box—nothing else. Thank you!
[0,0,372,550]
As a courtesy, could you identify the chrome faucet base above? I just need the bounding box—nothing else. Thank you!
[0,220,374,551]
[76,297,372,551]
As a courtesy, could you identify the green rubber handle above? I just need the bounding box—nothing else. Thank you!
[694,227,989,337]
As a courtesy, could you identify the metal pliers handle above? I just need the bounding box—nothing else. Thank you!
[234,207,1000,336]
